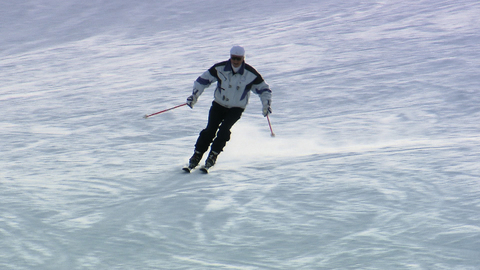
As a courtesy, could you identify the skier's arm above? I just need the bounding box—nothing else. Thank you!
[187,66,218,108]
[253,80,272,116]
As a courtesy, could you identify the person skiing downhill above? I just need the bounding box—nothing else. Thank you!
[184,45,272,172]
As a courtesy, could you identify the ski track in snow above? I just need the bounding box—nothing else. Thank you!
[1,0,480,269]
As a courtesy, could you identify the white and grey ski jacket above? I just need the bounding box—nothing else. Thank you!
[192,59,272,110]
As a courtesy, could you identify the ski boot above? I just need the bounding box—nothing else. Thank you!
[182,151,203,173]
[200,151,218,173]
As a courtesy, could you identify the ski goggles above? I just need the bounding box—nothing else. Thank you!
[231,56,244,61]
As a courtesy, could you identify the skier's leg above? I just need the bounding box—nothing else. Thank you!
[210,107,244,154]
[195,102,226,153]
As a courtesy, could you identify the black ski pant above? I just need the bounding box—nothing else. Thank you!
[195,101,244,154]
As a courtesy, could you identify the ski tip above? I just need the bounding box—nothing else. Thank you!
[182,167,191,173]
[199,167,209,174]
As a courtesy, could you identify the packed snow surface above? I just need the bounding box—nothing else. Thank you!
[1,0,479,269]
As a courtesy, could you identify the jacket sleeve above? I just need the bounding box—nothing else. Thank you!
[252,78,272,108]
[192,66,218,99]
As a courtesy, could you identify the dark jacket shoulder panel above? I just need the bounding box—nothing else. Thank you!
[208,61,229,79]
[245,63,264,84]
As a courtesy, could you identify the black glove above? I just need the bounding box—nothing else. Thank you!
[186,95,197,108]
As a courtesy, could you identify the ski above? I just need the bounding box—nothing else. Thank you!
[199,166,212,174]
[182,166,195,173]
[184,151,216,174]
[183,159,214,174]
[182,165,213,174]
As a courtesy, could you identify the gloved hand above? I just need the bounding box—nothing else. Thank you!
[262,103,272,117]
[186,95,197,108]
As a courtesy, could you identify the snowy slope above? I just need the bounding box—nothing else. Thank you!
[1,0,480,269]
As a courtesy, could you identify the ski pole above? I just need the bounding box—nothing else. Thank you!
[266,115,275,137]
[143,103,187,119]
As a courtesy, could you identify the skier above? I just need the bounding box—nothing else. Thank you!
[184,45,272,172]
